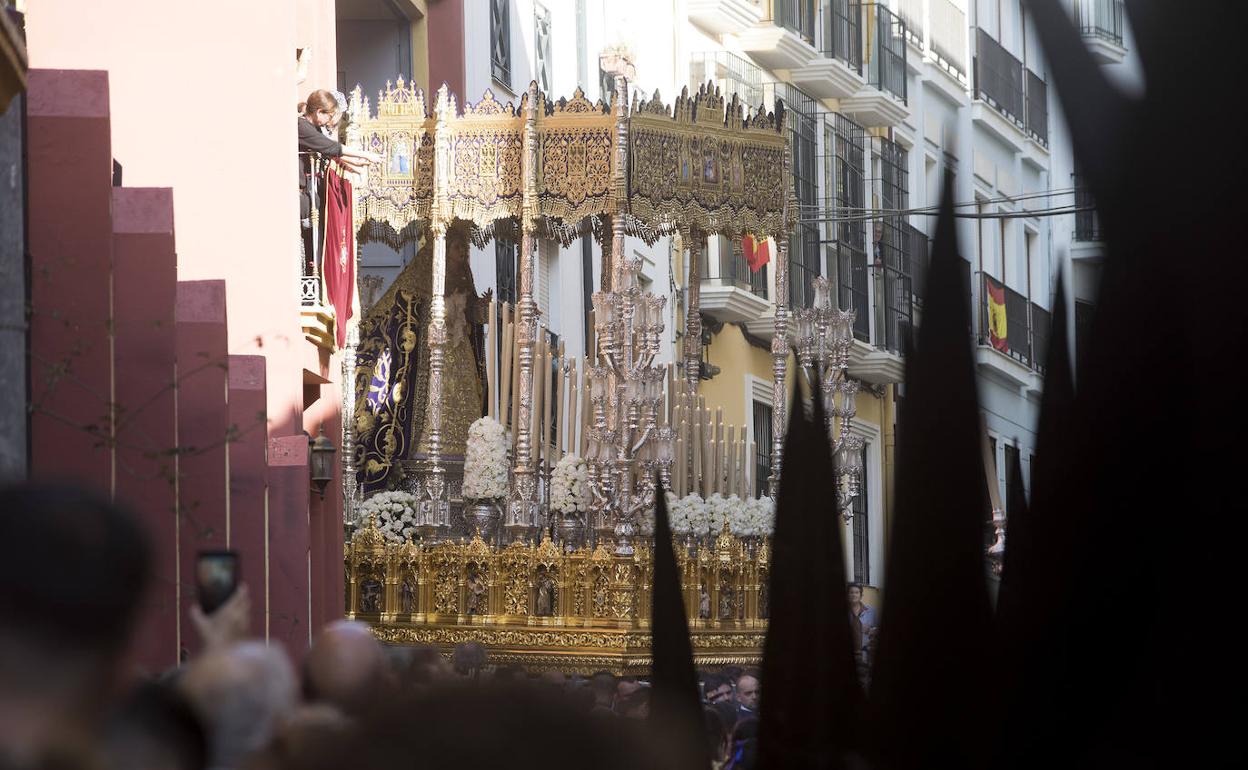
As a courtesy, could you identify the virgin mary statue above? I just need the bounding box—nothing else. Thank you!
[353,223,486,493]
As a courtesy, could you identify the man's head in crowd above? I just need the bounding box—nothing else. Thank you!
[590,671,616,712]
[735,670,761,712]
[304,620,389,714]
[703,673,732,705]
[0,483,152,765]
[615,677,642,714]
[400,644,449,692]
[616,685,650,720]
[178,641,298,769]
[289,681,671,770]
[452,641,488,679]
[103,680,207,770]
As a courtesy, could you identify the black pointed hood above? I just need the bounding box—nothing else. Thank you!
[867,172,998,770]
[648,479,711,770]
[995,274,1074,738]
[1020,3,1242,764]
[757,372,863,769]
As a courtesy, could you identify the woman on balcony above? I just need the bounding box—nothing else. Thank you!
[298,89,380,267]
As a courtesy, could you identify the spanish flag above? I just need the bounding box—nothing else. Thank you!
[743,234,770,272]
[985,276,1009,353]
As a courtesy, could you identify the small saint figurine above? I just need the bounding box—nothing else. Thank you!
[719,587,734,620]
[361,579,382,613]
[465,569,487,616]
[536,575,556,617]
[698,585,711,619]
[400,578,415,614]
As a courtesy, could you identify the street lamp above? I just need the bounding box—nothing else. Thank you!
[789,275,863,523]
[309,427,337,498]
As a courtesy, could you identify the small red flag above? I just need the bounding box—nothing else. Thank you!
[743,234,770,272]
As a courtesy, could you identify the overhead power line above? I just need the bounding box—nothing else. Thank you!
[798,204,1094,225]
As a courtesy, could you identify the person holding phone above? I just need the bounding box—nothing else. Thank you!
[190,550,251,652]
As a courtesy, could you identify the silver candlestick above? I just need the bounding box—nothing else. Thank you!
[585,257,674,555]
[791,275,863,523]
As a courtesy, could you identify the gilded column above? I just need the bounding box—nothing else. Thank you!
[509,81,541,537]
[769,139,793,498]
[683,229,703,396]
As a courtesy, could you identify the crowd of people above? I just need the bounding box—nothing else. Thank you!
[0,481,798,770]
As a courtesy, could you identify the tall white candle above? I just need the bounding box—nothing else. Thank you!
[487,300,497,419]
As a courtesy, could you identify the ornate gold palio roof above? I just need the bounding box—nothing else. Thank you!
[346,78,793,245]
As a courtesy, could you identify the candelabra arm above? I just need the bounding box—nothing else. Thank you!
[630,424,655,455]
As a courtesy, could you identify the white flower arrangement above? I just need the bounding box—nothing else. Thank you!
[357,490,420,544]
[462,416,509,500]
[653,492,776,538]
[731,495,776,537]
[550,455,589,514]
[667,492,708,535]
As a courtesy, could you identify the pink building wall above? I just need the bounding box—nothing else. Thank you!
[25,1,347,663]
[25,0,338,440]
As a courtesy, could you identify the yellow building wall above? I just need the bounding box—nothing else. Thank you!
[699,323,782,429]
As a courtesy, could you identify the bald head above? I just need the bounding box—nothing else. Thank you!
[179,641,297,769]
[305,620,387,714]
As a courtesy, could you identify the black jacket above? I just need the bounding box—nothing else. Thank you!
[298,116,342,189]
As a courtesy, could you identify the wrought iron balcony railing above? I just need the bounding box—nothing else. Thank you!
[710,239,769,298]
[1025,69,1048,146]
[1074,180,1103,242]
[836,241,871,342]
[867,3,908,104]
[1075,0,1125,46]
[905,223,930,305]
[973,28,1025,128]
[979,272,1050,371]
[771,0,818,44]
[1030,302,1051,374]
[874,228,913,354]
[300,151,327,309]
[689,51,766,111]
[819,0,863,73]
[974,28,1048,145]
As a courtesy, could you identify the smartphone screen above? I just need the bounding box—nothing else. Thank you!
[196,550,239,614]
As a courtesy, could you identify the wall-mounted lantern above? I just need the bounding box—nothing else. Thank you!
[309,427,337,497]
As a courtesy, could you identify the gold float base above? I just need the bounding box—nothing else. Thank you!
[369,622,766,676]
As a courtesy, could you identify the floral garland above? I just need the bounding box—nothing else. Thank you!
[462,416,509,500]
[646,492,776,537]
[356,490,419,544]
[550,455,589,514]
